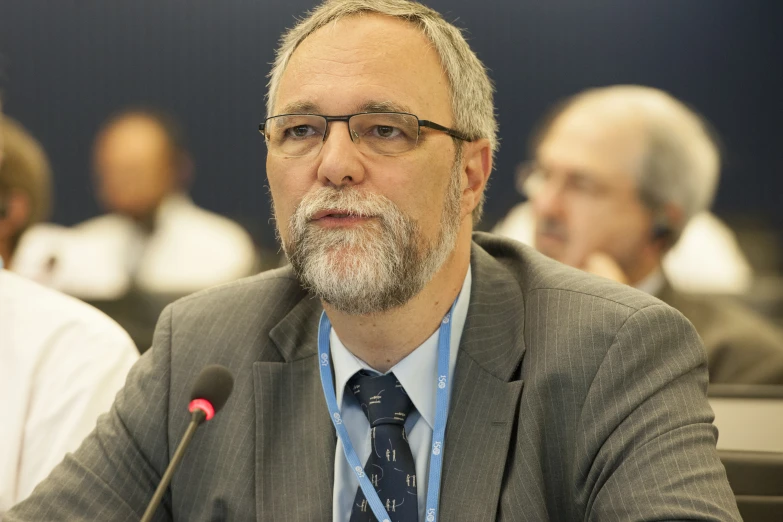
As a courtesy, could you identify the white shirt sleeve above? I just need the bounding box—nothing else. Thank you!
[0,270,139,512]
[14,321,138,503]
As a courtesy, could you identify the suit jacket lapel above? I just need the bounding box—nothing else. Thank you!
[439,243,526,520]
[254,294,336,521]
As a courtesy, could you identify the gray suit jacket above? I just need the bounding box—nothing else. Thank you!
[658,281,783,384]
[7,233,740,521]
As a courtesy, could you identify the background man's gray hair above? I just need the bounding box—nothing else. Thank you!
[537,85,720,240]
[266,0,498,223]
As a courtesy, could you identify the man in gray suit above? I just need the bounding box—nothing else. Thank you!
[8,1,741,521]
[513,85,783,384]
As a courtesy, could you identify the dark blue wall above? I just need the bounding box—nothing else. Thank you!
[1,0,781,248]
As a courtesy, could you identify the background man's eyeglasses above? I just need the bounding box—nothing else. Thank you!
[259,112,472,158]
[517,161,614,201]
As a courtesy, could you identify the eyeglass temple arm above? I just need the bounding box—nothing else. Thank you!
[418,120,473,142]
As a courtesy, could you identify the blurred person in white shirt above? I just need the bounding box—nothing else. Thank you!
[13,108,259,300]
[0,107,138,513]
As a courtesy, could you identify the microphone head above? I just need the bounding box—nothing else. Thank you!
[189,364,234,419]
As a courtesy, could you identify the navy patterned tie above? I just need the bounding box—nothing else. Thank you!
[349,371,418,522]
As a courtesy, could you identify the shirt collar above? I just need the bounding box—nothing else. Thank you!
[331,265,472,430]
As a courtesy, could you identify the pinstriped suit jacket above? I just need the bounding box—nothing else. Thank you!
[6,233,741,521]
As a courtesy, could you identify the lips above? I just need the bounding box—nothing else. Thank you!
[311,209,369,220]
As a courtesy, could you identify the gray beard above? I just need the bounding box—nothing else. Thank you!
[279,168,462,316]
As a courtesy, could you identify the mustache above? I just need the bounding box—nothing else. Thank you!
[293,187,402,226]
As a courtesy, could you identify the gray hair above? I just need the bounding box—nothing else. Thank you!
[541,85,720,239]
[266,0,498,222]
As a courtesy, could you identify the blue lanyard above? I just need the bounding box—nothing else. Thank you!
[318,299,457,522]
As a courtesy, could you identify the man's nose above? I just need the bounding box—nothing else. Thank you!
[316,121,366,188]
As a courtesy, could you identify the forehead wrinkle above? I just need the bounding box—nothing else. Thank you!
[291,55,411,88]
[291,32,383,76]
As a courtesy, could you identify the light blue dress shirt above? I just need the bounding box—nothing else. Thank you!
[330,267,472,521]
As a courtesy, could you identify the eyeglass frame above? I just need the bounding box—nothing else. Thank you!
[258,111,473,156]
[516,160,631,202]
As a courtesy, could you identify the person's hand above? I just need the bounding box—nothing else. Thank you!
[581,252,629,285]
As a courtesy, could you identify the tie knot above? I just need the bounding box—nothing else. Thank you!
[349,371,414,427]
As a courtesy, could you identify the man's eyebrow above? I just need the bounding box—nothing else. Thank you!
[277,101,321,115]
[359,101,414,114]
[275,100,415,116]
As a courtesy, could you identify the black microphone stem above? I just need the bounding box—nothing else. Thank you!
[140,410,206,522]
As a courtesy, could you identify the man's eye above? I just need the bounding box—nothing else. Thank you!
[371,125,402,139]
[284,125,318,139]
[571,178,596,191]
[567,176,604,196]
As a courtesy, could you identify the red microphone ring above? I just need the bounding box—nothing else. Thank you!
[188,398,216,421]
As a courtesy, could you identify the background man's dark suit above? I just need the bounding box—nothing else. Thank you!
[658,282,783,384]
[7,234,741,521]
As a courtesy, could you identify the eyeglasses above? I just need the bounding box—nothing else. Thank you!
[259,112,472,158]
[517,161,613,201]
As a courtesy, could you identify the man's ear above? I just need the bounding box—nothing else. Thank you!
[651,203,684,251]
[0,190,31,239]
[459,138,492,219]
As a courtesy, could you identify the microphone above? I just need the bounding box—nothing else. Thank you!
[140,365,234,522]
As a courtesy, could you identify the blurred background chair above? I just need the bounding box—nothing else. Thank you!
[709,385,783,521]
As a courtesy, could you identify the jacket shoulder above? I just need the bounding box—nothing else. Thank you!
[473,232,665,313]
[665,289,783,383]
[156,266,309,344]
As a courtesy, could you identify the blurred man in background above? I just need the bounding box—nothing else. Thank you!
[18,109,258,298]
[498,85,783,384]
[14,109,259,349]
[0,116,52,266]
[0,106,138,514]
